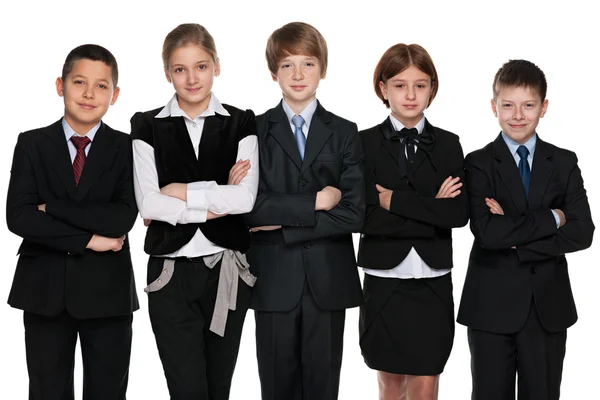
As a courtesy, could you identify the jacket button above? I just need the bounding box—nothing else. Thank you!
[303,241,311,249]
[530,266,537,274]
[299,179,306,187]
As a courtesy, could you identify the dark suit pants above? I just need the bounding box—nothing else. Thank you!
[255,284,346,400]
[468,301,567,400]
[147,256,250,400]
[24,310,132,400]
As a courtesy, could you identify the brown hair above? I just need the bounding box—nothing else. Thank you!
[62,44,119,87]
[373,43,439,108]
[265,22,328,77]
[492,59,547,101]
[162,23,218,68]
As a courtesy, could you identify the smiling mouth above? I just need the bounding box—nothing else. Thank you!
[186,88,201,93]
[509,124,527,129]
[79,103,96,110]
[291,85,306,91]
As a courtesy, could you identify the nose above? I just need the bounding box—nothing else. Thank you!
[405,86,416,100]
[514,106,524,120]
[82,86,94,100]
[187,70,199,85]
[292,66,304,81]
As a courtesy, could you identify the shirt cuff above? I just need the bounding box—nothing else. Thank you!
[187,181,212,210]
[550,209,560,229]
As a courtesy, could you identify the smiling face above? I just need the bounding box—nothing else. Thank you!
[165,44,220,118]
[56,59,119,134]
[492,85,548,144]
[379,65,432,128]
[272,53,323,114]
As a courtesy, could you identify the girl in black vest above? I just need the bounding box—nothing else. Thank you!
[130,23,258,400]
[357,44,468,399]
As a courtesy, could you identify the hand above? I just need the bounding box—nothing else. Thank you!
[228,160,251,185]
[37,204,46,212]
[207,211,227,220]
[143,219,152,227]
[86,234,125,252]
[436,176,462,199]
[553,209,567,228]
[485,198,504,215]
[250,225,282,232]
[160,183,187,201]
[315,186,342,211]
[375,184,393,211]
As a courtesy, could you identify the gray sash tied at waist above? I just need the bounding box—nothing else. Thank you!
[144,250,256,337]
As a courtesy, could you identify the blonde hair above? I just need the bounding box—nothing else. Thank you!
[162,23,218,68]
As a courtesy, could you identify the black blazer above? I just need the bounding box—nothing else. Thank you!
[457,134,594,333]
[6,120,139,319]
[358,118,468,270]
[246,101,365,312]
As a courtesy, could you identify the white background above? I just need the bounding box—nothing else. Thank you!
[0,0,598,398]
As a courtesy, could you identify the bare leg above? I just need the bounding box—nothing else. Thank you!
[378,371,408,400]
[406,375,439,400]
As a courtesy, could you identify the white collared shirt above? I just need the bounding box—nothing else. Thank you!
[62,118,101,162]
[362,114,451,279]
[132,93,259,257]
[281,98,318,138]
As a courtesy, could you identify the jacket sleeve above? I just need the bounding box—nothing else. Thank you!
[466,153,557,250]
[516,157,594,261]
[6,133,93,254]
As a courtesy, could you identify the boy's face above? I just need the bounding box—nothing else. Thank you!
[379,65,432,128]
[272,54,323,114]
[56,59,119,134]
[165,44,219,118]
[491,85,548,144]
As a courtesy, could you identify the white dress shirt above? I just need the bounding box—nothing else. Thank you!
[132,93,259,257]
[62,118,101,162]
[363,114,451,279]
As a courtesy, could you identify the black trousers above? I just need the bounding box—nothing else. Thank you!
[24,310,133,400]
[255,284,346,400]
[468,301,567,400]
[147,256,251,400]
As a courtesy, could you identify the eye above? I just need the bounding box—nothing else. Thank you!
[304,62,314,67]
[198,64,207,70]
[174,67,184,73]
[97,84,108,89]
[502,103,512,108]
[417,84,428,89]
[280,63,291,69]
[74,80,84,85]
[525,103,535,108]
[395,84,404,88]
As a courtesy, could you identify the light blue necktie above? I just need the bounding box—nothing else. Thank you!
[517,145,530,198]
[291,115,306,160]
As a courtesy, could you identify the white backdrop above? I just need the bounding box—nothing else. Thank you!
[0,0,598,398]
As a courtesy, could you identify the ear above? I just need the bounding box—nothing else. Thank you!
[491,99,498,117]
[271,72,278,82]
[164,67,172,83]
[379,81,388,100]
[540,98,549,118]
[56,77,64,97]
[214,60,221,77]
[110,87,120,106]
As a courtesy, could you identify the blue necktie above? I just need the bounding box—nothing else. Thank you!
[517,145,530,198]
[292,115,306,160]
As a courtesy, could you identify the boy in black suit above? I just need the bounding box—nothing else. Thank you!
[457,59,594,399]
[246,22,365,400]
[6,44,138,400]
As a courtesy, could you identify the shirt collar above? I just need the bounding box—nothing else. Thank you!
[282,98,318,130]
[155,92,230,119]
[62,118,101,142]
[501,131,537,158]
[389,114,426,134]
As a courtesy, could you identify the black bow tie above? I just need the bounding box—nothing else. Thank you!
[382,122,436,177]
[397,127,419,141]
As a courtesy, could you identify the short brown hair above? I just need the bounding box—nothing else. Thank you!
[162,23,218,68]
[62,44,119,87]
[265,22,327,77]
[373,43,439,108]
[492,59,547,101]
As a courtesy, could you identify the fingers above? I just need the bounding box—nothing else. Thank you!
[485,198,504,215]
[228,160,251,185]
[143,219,152,227]
[376,184,390,193]
[436,177,461,198]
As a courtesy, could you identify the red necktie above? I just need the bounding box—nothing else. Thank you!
[70,135,91,186]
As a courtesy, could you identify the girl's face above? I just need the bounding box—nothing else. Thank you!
[165,44,219,118]
[379,65,432,128]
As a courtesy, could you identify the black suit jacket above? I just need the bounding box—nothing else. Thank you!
[6,120,139,319]
[246,101,365,312]
[457,134,594,333]
[358,118,469,270]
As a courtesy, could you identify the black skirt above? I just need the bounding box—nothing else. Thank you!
[359,272,455,376]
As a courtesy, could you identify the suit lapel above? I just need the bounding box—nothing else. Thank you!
[268,103,302,170]
[45,120,77,198]
[528,137,554,210]
[379,118,402,167]
[75,123,117,201]
[493,134,528,214]
[409,119,437,175]
[301,102,333,175]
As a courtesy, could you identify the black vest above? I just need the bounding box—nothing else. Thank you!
[132,104,256,255]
